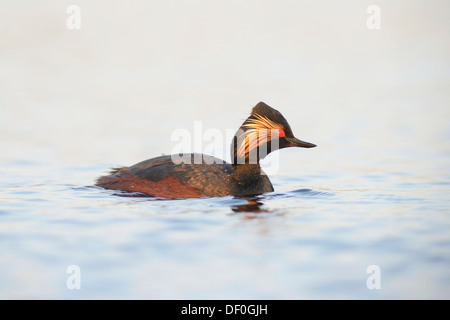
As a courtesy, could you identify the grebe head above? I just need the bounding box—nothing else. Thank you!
[232,101,316,164]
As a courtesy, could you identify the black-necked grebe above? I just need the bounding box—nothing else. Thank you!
[96,102,316,198]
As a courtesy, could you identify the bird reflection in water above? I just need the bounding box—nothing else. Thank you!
[231,197,266,213]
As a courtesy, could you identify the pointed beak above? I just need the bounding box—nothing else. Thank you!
[288,137,317,148]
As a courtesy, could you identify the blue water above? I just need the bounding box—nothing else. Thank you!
[1,0,450,299]
[1,160,449,299]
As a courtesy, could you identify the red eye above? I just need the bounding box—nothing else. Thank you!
[278,129,285,138]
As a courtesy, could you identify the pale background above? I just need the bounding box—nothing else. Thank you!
[0,0,449,299]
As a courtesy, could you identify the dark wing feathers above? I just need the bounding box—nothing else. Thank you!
[129,154,235,196]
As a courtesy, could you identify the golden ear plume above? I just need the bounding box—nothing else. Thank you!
[235,114,283,160]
